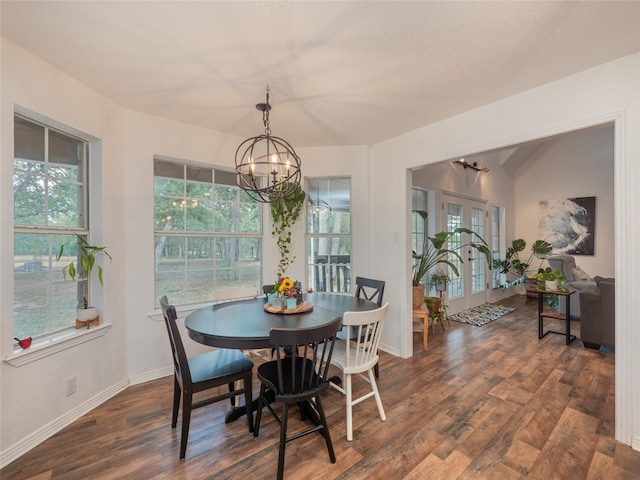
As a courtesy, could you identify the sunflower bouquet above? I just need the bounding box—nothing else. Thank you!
[273,276,300,298]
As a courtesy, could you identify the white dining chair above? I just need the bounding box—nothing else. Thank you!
[330,303,388,441]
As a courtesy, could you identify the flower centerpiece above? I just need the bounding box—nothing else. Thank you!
[271,276,302,309]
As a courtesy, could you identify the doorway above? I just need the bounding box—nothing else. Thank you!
[441,193,489,314]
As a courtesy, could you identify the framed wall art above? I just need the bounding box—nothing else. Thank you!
[539,196,596,255]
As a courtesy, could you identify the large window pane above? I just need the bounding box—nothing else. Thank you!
[13,114,90,340]
[306,177,351,293]
[13,232,80,339]
[154,159,262,306]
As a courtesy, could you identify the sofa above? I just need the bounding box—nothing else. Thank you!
[547,255,596,318]
[579,276,615,350]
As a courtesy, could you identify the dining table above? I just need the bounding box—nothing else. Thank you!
[185,292,379,423]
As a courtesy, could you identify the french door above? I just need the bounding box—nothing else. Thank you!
[441,194,489,314]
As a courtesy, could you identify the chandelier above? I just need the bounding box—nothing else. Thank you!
[235,86,302,203]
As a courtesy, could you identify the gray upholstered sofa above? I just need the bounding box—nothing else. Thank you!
[579,276,615,350]
[547,255,596,318]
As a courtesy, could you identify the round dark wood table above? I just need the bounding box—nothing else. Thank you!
[185,292,378,349]
[185,292,379,424]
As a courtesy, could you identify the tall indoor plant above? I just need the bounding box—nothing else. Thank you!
[412,228,493,306]
[270,182,306,278]
[493,238,552,290]
[56,234,111,322]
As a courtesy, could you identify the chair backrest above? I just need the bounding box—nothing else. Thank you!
[263,285,275,297]
[160,296,192,387]
[354,276,385,307]
[269,317,342,396]
[341,303,389,370]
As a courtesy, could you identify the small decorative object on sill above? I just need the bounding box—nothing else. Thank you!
[14,336,32,349]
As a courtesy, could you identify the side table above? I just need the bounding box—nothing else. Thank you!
[537,288,576,345]
[412,305,429,351]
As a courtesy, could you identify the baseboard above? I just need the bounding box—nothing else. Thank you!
[0,378,129,469]
[632,435,640,452]
[129,366,173,385]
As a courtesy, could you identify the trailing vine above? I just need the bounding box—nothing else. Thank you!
[270,183,306,278]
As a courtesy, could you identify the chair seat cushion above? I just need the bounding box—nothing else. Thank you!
[189,349,253,383]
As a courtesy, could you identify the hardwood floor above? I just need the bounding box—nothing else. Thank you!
[3,295,639,479]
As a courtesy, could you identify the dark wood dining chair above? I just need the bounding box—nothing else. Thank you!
[159,296,254,460]
[253,317,342,480]
[262,284,275,297]
[354,276,385,377]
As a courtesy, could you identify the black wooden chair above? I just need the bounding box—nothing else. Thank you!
[354,276,385,377]
[253,318,342,480]
[159,296,254,460]
[262,284,275,297]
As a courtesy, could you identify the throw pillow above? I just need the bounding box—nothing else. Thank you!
[572,265,592,281]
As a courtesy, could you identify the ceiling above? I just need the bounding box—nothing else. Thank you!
[2,1,639,147]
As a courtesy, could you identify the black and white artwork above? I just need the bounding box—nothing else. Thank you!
[539,196,596,255]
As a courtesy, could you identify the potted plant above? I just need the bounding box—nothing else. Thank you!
[533,268,565,291]
[412,227,492,307]
[56,234,111,324]
[429,269,450,292]
[493,239,552,294]
[270,182,306,279]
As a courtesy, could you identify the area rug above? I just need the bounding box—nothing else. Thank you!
[448,303,516,327]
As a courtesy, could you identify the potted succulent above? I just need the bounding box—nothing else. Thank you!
[533,268,565,291]
[429,269,451,292]
[56,234,111,324]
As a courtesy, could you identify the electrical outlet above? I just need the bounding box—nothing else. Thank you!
[65,376,77,396]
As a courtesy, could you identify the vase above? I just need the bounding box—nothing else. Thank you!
[545,280,559,291]
[267,293,276,305]
[412,285,425,308]
[286,297,297,310]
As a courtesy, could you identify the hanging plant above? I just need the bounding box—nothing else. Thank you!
[270,182,306,278]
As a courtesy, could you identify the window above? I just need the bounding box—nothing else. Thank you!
[412,188,429,286]
[306,178,351,293]
[154,159,262,306]
[491,205,506,288]
[13,114,90,340]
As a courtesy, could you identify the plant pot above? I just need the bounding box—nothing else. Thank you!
[524,277,540,298]
[286,297,297,310]
[435,282,447,292]
[412,285,426,308]
[545,280,559,291]
[77,307,98,321]
[428,297,441,314]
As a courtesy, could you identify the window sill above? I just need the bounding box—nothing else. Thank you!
[4,323,112,367]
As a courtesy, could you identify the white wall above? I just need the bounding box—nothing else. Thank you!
[1,40,129,462]
[0,39,374,464]
[412,123,615,285]
[371,54,639,448]
[1,38,638,463]
[514,125,615,277]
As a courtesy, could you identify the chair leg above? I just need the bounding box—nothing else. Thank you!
[228,381,236,407]
[171,377,181,428]
[315,394,336,463]
[179,392,193,460]
[277,403,289,480]
[254,383,266,437]
[345,373,354,441]
[374,358,380,379]
[243,373,254,433]
[368,368,386,422]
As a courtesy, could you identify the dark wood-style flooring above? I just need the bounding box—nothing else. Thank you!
[3,295,639,479]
